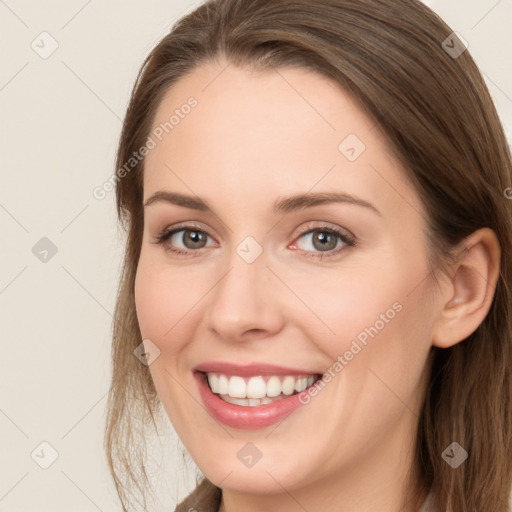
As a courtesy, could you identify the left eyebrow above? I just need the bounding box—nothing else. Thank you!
[144,191,209,210]
[272,191,381,216]
[143,190,381,216]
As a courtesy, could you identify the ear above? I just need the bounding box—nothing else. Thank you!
[432,228,501,349]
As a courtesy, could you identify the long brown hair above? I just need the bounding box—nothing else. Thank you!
[104,1,512,510]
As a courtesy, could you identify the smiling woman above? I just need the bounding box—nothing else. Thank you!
[104,1,512,512]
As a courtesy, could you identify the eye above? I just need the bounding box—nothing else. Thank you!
[290,224,356,259]
[152,222,356,259]
[152,224,216,256]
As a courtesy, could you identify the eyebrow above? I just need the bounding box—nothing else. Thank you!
[143,190,381,216]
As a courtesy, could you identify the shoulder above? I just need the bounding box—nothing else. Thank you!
[174,477,222,512]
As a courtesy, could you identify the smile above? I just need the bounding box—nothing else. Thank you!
[194,362,322,429]
[206,373,318,406]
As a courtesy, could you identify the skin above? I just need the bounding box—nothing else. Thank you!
[134,59,501,512]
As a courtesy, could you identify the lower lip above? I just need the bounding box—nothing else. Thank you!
[194,372,310,429]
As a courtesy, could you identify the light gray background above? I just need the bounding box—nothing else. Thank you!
[1,1,511,511]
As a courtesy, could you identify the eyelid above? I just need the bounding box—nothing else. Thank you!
[152,221,356,258]
[153,221,218,250]
[156,221,216,241]
[290,221,355,245]
[288,223,356,258]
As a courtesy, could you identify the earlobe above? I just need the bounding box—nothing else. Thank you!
[432,228,501,349]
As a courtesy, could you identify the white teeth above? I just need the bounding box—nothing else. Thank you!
[295,377,308,392]
[266,376,282,397]
[228,376,246,398]
[221,395,249,406]
[218,374,229,394]
[220,395,285,406]
[206,372,318,401]
[208,373,220,393]
[281,376,296,395]
[246,376,267,398]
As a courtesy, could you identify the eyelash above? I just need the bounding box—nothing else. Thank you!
[152,222,356,260]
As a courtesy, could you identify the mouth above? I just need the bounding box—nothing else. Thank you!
[201,372,321,407]
[193,362,323,429]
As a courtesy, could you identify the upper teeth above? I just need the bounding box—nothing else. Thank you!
[207,373,316,399]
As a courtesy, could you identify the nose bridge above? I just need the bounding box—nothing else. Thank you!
[205,236,284,340]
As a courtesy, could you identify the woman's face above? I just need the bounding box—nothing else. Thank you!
[135,61,439,495]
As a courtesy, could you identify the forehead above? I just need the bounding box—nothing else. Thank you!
[143,61,422,220]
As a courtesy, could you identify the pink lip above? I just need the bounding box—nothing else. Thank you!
[194,361,317,377]
[194,372,312,429]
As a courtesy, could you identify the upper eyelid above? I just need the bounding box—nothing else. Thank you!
[163,222,217,241]
[159,221,351,238]
[158,222,354,248]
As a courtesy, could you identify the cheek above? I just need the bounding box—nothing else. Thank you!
[302,246,433,368]
[134,256,191,352]
[293,266,413,358]
[134,258,201,420]
[324,254,434,414]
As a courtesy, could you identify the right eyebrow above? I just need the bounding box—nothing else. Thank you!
[143,190,381,216]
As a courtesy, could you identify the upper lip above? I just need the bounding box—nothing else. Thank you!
[194,362,320,377]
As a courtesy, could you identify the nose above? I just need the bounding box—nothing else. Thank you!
[205,247,285,342]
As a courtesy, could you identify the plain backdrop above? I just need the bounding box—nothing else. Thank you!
[1,1,511,511]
